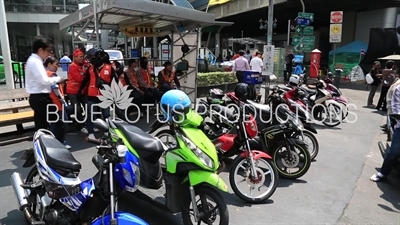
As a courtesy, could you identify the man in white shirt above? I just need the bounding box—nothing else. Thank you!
[250,51,263,72]
[26,36,65,130]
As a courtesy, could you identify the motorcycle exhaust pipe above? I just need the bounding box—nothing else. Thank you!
[10,172,29,211]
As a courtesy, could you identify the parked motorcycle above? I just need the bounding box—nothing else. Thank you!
[203,87,319,160]
[96,118,229,225]
[378,114,400,170]
[10,129,148,225]
[200,92,311,179]
[151,92,279,203]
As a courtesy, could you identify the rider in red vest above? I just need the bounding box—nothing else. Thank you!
[79,48,117,142]
[136,57,161,103]
[66,49,87,132]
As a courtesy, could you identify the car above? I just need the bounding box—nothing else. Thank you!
[0,56,24,83]
[104,50,124,67]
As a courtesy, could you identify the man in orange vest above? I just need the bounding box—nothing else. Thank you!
[137,57,161,103]
[79,48,117,142]
[66,49,88,133]
[158,61,181,93]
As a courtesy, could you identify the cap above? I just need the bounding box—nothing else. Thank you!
[73,49,84,57]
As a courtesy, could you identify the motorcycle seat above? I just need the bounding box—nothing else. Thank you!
[302,87,317,94]
[211,104,235,119]
[38,134,81,171]
[247,100,270,112]
[306,84,317,89]
[113,121,165,153]
[390,114,400,122]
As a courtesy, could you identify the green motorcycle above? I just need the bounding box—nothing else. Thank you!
[94,117,229,225]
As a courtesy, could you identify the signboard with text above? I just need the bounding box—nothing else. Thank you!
[262,45,275,76]
[330,11,343,43]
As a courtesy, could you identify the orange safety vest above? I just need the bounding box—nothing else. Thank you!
[47,70,64,111]
[158,69,175,87]
[66,62,86,95]
[126,70,139,88]
[140,68,154,88]
[88,64,113,97]
[118,73,127,86]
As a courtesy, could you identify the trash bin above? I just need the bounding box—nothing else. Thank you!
[334,69,343,88]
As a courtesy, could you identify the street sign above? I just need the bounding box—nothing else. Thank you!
[296,18,311,26]
[292,36,315,44]
[294,43,314,52]
[329,35,341,43]
[329,24,342,43]
[262,45,275,75]
[295,26,314,35]
[330,11,343,23]
[298,12,314,22]
[329,24,342,36]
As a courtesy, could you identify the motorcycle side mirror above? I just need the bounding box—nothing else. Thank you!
[94,118,109,132]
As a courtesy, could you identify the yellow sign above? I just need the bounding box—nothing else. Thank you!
[208,0,230,6]
[274,55,277,62]
[120,25,159,37]
[329,24,342,35]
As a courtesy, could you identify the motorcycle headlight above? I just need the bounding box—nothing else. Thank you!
[182,136,214,169]
[122,168,133,186]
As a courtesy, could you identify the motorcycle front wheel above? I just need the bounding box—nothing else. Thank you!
[273,142,311,179]
[229,156,278,203]
[181,186,229,225]
[299,130,319,160]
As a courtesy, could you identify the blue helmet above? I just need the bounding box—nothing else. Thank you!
[160,90,191,123]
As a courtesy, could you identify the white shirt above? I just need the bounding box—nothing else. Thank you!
[250,56,263,72]
[25,54,61,94]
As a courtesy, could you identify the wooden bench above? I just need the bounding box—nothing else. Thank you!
[0,88,33,132]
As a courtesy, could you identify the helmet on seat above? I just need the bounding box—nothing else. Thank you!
[289,75,301,86]
[160,90,198,125]
[234,83,250,101]
[207,88,225,104]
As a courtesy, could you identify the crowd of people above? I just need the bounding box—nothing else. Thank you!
[25,35,181,149]
[368,60,400,182]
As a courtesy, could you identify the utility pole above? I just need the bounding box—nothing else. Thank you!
[0,0,15,89]
[264,0,274,101]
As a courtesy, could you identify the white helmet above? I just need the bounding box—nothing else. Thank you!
[289,74,301,86]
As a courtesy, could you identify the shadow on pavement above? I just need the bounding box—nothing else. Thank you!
[0,149,31,188]
[313,123,342,130]
[278,178,307,188]
[376,170,400,213]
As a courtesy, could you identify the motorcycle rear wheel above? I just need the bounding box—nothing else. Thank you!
[229,156,278,203]
[24,167,42,223]
[273,142,311,179]
[181,186,229,225]
[322,104,342,127]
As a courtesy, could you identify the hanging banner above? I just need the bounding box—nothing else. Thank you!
[208,0,230,6]
[120,25,160,37]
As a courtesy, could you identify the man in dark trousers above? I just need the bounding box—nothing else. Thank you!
[25,36,65,130]
[367,61,382,108]
[284,51,294,82]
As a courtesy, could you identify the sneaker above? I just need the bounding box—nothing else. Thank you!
[81,127,88,134]
[370,172,385,182]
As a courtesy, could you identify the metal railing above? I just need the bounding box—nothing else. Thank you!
[4,2,78,14]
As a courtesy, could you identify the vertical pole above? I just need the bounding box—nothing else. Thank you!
[124,35,128,58]
[287,20,290,46]
[0,0,15,89]
[332,43,336,70]
[264,0,274,102]
[153,37,158,58]
[63,0,67,13]
[36,24,40,36]
[93,0,99,47]
[71,26,75,49]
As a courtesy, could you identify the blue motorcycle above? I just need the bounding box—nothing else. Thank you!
[10,127,148,225]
